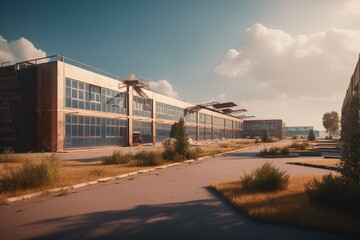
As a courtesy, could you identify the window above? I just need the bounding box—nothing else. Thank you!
[89,85,101,102]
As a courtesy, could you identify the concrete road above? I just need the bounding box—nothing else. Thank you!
[0,141,354,240]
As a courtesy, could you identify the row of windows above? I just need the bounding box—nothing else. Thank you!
[243,130,276,137]
[156,102,184,121]
[65,78,127,114]
[199,113,212,125]
[133,96,152,117]
[244,123,276,130]
[65,114,128,148]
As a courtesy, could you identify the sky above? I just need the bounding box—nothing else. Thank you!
[1,0,360,130]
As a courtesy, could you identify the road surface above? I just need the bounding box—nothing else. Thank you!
[0,140,353,239]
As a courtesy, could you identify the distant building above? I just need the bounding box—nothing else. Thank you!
[286,126,319,138]
[243,119,286,139]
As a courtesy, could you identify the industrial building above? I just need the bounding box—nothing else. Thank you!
[0,55,244,152]
[243,119,286,139]
[286,126,319,138]
[343,54,360,110]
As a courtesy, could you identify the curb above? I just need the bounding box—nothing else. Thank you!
[3,143,263,204]
[287,162,337,171]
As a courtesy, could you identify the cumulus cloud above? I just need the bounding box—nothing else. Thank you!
[149,80,179,98]
[216,24,360,97]
[215,23,360,129]
[0,36,46,64]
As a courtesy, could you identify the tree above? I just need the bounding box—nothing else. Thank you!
[175,118,190,157]
[308,129,316,141]
[261,129,269,142]
[339,92,360,185]
[322,111,339,137]
[169,122,178,138]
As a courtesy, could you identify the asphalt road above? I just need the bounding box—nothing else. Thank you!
[0,140,354,240]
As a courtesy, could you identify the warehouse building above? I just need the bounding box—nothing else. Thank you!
[0,55,243,152]
[286,126,319,138]
[243,119,286,139]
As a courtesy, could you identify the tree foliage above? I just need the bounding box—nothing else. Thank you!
[339,92,360,185]
[322,111,339,137]
[261,129,269,142]
[169,122,178,138]
[175,118,190,157]
[308,129,316,141]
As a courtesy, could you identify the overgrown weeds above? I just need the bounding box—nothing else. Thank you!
[240,161,289,192]
[0,147,20,163]
[134,150,163,166]
[1,154,62,191]
[102,151,132,165]
[290,142,309,150]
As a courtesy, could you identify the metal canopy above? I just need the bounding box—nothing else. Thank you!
[212,102,237,109]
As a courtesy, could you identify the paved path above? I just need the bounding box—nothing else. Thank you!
[0,140,354,239]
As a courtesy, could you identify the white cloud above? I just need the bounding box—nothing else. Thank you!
[0,36,46,64]
[149,80,179,98]
[215,23,360,129]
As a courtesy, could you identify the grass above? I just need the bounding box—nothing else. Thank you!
[212,176,360,237]
[0,139,259,202]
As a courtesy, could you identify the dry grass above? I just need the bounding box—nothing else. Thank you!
[0,139,259,202]
[287,159,339,168]
[0,158,153,202]
[195,139,257,157]
[212,176,360,237]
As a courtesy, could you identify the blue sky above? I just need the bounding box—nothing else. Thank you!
[1,0,360,130]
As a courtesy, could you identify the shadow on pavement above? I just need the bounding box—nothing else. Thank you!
[32,198,246,240]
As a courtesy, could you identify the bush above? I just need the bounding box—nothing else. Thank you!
[102,151,132,165]
[308,129,316,141]
[162,144,176,161]
[255,139,260,144]
[280,146,290,155]
[260,148,268,155]
[292,136,298,139]
[1,154,62,191]
[240,162,289,192]
[290,142,309,150]
[267,147,279,155]
[134,150,163,166]
[305,174,346,207]
[261,129,269,142]
[305,173,360,214]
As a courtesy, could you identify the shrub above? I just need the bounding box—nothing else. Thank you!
[240,162,289,192]
[134,150,163,166]
[308,129,316,141]
[292,136,298,139]
[162,144,176,161]
[305,174,348,207]
[290,142,309,150]
[267,147,279,155]
[261,129,269,142]
[186,148,201,160]
[169,122,178,138]
[102,151,132,165]
[255,139,260,144]
[175,118,190,157]
[260,148,268,155]
[1,154,61,191]
[280,146,290,155]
